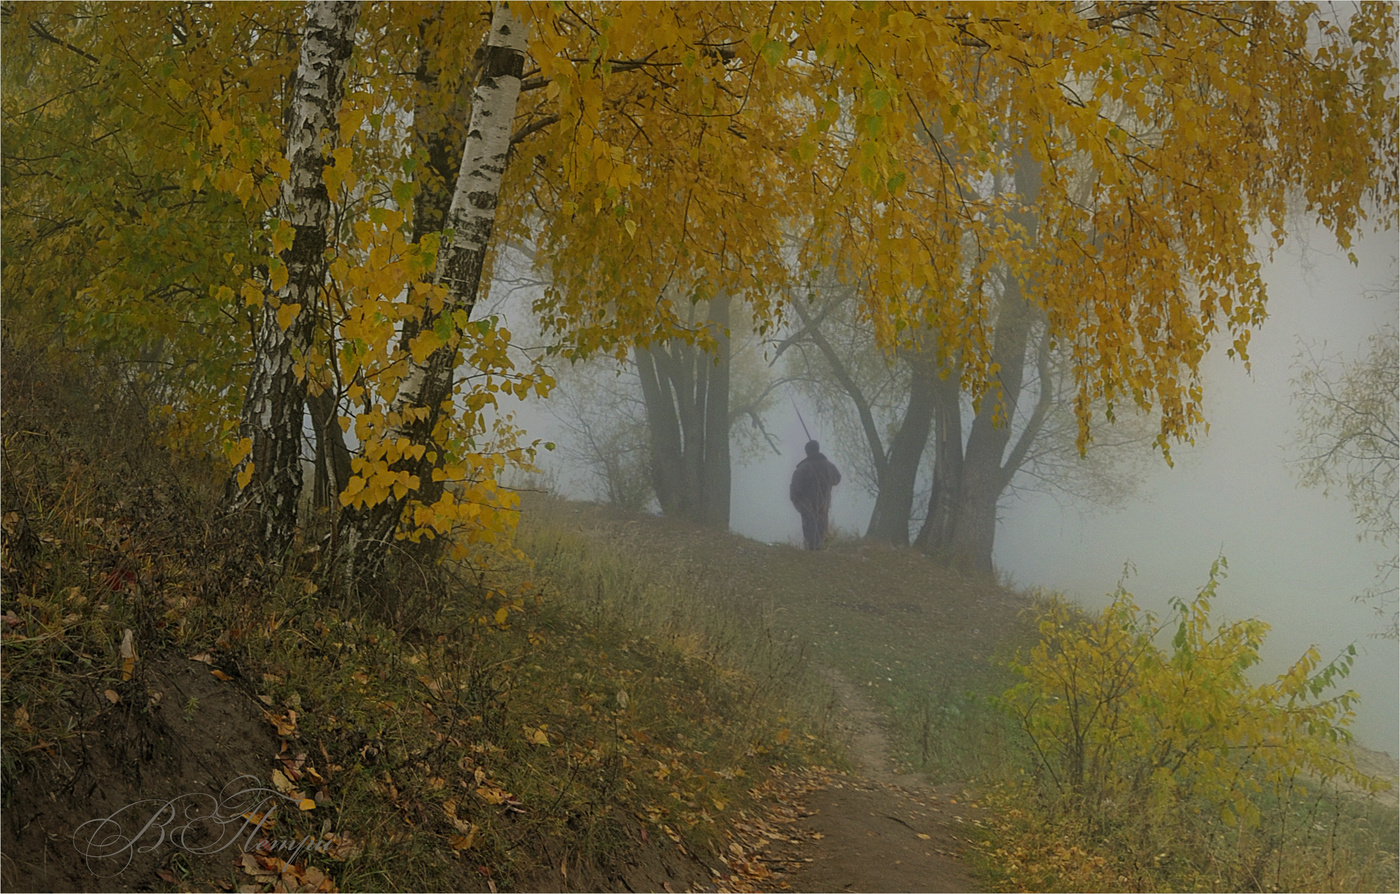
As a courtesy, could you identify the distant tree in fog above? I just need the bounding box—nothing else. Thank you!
[1291,323,1399,637]
[634,293,734,528]
[546,296,783,526]
[783,266,1156,573]
[781,148,1158,572]
[546,361,653,512]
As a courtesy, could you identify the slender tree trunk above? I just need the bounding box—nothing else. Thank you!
[228,0,362,553]
[397,2,476,352]
[638,348,680,517]
[865,360,937,544]
[700,295,731,527]
[914,374,964,553]
[409,5,472,245]
[338,2,526,579]
[376,7,475,560]
[665,342,705,515]
[309,387,352,509]
[636,344,686,515]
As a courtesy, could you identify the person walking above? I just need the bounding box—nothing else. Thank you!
[789,440,841,550]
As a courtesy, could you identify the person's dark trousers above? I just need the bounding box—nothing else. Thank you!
[801,511,824,550]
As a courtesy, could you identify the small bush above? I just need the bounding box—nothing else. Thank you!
[998,558,1397,890]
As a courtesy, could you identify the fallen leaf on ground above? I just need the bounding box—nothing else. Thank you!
[266,710,298,736]
[120,628,136,680]
[279,753,305,779]
[270,768,301,796]
[449,827,479,851]
[240,852,277,883]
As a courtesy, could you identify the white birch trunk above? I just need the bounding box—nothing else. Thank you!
[230,1,362,552]
[339,2,526,575]
[398,1,526,415]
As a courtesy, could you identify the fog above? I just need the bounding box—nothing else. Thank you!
[990,228,1399,755]
[500,222,1398,756]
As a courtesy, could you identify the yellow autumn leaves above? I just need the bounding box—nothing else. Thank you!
[339,456,420,509]
[9,1,1394,569]
[1004,558,1382,833]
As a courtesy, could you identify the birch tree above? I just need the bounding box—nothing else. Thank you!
[336,2,529,579]
[227,1,362,551]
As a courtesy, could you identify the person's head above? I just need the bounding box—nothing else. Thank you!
[805,440,820,456]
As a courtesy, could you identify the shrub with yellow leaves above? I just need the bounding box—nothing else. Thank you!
[999,557,1395,890]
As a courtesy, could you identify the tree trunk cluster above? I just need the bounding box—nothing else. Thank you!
[228,1,527,585]
[229,1,363,553]
[794,154,1052,573]
[634,295,733,529]
[336,2,527,579]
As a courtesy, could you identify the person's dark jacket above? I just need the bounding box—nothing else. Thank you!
[790,451,841,519]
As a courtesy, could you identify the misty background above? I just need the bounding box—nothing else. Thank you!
[493,221,1398,756]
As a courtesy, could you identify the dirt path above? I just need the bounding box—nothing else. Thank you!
[744,670,984,893]
[533,499,1000,892]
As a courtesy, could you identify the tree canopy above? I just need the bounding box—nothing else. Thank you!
[3,1,1394,576]
[524,2,1396,447]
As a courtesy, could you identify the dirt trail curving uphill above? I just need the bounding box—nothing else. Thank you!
[531,497,1008,892]
[749,670,984,893]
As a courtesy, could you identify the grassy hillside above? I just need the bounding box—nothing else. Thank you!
[0,345,832,893]
[519,497,1400,893]
[523,497,1038,784]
